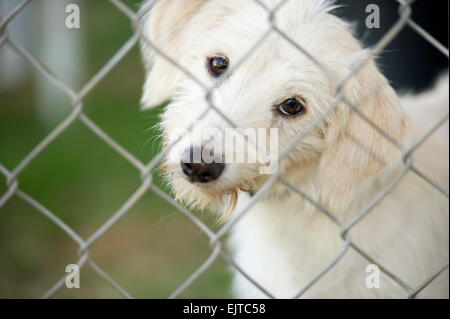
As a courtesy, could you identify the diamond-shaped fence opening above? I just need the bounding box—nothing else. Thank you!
[0,0,448,299]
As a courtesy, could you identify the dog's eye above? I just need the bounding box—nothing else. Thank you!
[278,97,306,116]
[208,56,229,77]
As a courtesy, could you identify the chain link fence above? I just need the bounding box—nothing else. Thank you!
[0,0,448,299]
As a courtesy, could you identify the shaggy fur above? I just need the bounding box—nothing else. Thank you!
[140,0,449,298]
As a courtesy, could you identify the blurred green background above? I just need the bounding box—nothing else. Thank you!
[0,0,231,298]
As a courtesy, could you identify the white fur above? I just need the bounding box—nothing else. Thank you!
[140,0,449,298]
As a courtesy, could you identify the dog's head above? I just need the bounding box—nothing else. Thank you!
[140,0,408,213]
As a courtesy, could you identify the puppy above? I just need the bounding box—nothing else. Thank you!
[140,0,449,298]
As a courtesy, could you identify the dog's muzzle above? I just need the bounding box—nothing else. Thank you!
[180,146,225,183]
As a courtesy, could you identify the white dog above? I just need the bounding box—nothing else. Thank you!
[139,0,449,298]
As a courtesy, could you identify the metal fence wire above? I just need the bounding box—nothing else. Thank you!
[0,0,448,299]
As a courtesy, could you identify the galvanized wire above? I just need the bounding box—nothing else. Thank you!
[0,0,448,299]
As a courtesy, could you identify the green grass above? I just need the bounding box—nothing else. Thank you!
[0,1,231,299]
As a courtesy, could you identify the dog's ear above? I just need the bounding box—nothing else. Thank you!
[140,0,208,109]
[318,59,409,214]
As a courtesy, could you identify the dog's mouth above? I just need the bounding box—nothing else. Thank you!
[161,161,257,219]
[158,130,277,219]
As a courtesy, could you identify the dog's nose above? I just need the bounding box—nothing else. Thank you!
[181,147,225,183]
